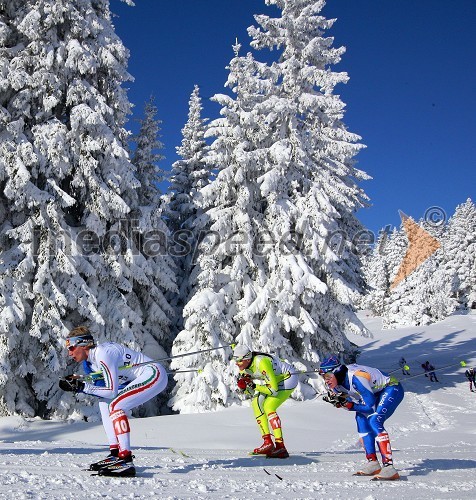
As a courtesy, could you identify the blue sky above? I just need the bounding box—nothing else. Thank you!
[112,0,476,236]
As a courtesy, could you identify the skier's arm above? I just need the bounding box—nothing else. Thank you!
[82,350,120,399]
[253,357,279,396]
[83,360,105,386]
[345,375,376,413]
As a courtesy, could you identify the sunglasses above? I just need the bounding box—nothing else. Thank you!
[66,334,94,350]
[233,356,250,363]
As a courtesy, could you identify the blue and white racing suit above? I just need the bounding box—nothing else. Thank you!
[333,363,404,461]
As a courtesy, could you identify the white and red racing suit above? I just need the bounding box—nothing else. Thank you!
[82,342,167,456]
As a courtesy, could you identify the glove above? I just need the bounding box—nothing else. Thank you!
[59,375,85,393]
[322,391,349,408]
[237,374,255,392]
[237,377,247,390]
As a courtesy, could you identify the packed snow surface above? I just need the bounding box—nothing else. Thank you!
[1,312,475,499]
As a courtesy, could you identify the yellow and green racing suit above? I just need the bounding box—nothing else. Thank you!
[241,354,298,440]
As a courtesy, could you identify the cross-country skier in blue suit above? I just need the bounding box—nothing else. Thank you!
[320,356,404,481]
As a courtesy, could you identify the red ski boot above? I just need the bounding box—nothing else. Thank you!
[250,434,275,455]
[266,440,289,459]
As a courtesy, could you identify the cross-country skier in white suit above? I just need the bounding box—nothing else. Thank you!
[59,326,168,477]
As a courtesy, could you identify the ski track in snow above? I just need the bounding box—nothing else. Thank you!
[1,313,476,499]
[1,443,476,499]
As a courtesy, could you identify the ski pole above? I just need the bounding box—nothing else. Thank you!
[292,369,320,375]
[169,368,203,375]
[80,343,234,380]
[302,361,467,384]
[379,359,439,376]
[171,367,323,378]
[388,367,406,375]
[397,360,467,382]
[74,367,204,383]
[82,365,321,383]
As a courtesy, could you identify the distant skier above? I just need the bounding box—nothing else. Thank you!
[320,356,403,480]
[421,361,439,382]
[58,326,168,477]
[232,344,298,459]
[465,367,476,392]
[398,357,410,375]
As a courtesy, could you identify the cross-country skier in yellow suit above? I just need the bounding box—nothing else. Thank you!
[233,344,298,458]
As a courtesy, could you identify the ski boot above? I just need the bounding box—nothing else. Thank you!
[89,449,120,471]
[353,457,381,476]
[266,442,289,459]
[372,462,400,481]
[98,452,136,477]
[250,434,275,455]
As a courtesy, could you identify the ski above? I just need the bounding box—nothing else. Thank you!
[371,471,400,481]
[371,476,400,481]
[169,447,191,458]
[90,473,137,477]
[263,468,283,480]
[89,467,137,477]
[90,466,136,478]
[89,472,137,477]
[250,451,289,459]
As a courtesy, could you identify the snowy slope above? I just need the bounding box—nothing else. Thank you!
[1,312,476,499]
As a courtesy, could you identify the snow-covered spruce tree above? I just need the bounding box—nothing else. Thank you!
[128,96,177,353]
[169,0,370,413]
[382,218,454,328]
[444,199,476,311]
[166,85,210,333]
[168,85,210,233]
[0,0,170,418]
[379,226,408,290]
[376,224,408,327]
[127,96,177,414]
[131,96,165,204]
[361,232,391,316]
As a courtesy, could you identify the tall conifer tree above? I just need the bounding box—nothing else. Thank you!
[0,0,173,417]
[444,199,476,311]
[131,96,165,203]
[167,85,210,331]
[168,85,209,233]
[170,0,369,412]
[361,232,391,316]
[129,97,177,356]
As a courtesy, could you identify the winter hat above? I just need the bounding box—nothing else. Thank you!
[319,355,341,374]
[233,344,252,362]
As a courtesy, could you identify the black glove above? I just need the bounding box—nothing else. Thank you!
[322,391,348,408]
[59,375,85,393]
